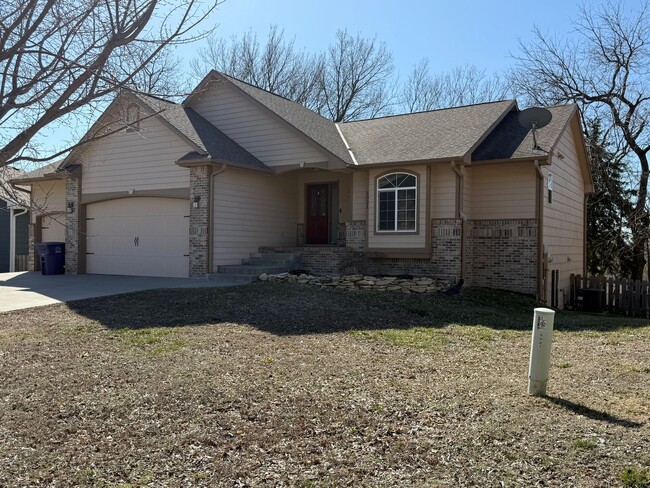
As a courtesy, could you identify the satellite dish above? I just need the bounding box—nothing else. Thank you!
[518,107,552,151]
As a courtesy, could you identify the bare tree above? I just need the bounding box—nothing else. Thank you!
[118,46,188,99]
[192,25,323,110]
[402,60,510,113]
[0,0,219,169]
[511,1,650,279]
[318,30,395,122]
[193,27,395,122]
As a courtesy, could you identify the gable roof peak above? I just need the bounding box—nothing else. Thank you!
[188,70,353,165]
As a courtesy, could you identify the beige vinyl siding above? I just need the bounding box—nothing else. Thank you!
[543,127,585,307]
[32,180,65,214]
[213,168,298,266]
[469,163,536,219]
[430,163,456,219]
[351,170,368,221]
[367,165,427,249]
[41,214,65,242]
[79,115,191,195]
[189,82,330,167]
[297,171,352,223]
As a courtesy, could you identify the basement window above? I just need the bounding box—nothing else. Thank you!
[377,172,417,232]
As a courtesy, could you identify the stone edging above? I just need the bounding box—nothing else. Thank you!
[259,273,449,294]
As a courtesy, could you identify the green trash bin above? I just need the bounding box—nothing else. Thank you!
[35,242,65,275]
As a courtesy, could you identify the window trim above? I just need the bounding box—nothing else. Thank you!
[375,171,418,233]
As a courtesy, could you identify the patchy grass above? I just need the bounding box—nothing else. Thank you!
[0,283,648,487]
[572,438,598,450]
[620,466,650,488]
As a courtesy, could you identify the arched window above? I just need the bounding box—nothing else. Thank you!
[377,172,417,232]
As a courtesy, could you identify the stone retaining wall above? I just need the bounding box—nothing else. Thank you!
[260,272,449,294]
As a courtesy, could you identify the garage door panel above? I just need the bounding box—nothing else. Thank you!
[87,255,189,278]
[86,197,189,278]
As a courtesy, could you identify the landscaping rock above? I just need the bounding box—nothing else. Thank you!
[260,272,449,295]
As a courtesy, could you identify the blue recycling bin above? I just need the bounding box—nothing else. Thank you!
[35,242,65,275]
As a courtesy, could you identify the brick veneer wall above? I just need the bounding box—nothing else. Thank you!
[364,257,436,277]
[189,166,210,277]
[431,219,462,282]
[65,175,81,274]
[263,218,538,291]
[465,219,537,294]
[345,220,366,251]
[299,246,362,275]
[27,221,35,271]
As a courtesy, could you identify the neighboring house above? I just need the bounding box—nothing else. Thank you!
[13,71,592,307]
[0,166,30,272]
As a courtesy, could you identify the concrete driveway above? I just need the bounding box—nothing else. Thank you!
[0,272,239,313]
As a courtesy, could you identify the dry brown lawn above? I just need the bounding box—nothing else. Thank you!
[0,284,648,487]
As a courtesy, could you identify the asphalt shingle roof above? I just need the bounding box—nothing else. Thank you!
[135,94,268,171]
[220,74,353,165]
[338,100,515,165]
[472,105,577,161]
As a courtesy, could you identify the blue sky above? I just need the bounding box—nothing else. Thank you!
[35,0,611,163]
[191,0,599,78]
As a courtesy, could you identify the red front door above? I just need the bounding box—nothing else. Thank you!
[306,184,329,244]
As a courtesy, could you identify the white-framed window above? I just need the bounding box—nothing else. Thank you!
[377,172,417,232]
[126,103,140,131]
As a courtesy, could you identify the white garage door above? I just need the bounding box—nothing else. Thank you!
[86,197,190,278]
[41,214,66,242]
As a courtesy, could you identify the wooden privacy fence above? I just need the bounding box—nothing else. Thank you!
[569,274,650,317]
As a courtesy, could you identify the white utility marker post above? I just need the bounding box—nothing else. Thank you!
[528,307,556,396]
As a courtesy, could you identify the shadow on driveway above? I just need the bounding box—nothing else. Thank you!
[0,272,240,313]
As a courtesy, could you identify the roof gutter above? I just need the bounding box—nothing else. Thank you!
[176,156,273,174]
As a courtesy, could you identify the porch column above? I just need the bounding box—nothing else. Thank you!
[189,165,211,277]
[65,174,81,274]
[345,221,366,251]
[28,219,35,271]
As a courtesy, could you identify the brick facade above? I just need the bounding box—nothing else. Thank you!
[345,220,366,251]
[465,219,537,294]
[27,221,35,271]
[189,166,211,277]
[64,175,81,274]
[430,219,463,282]
[269,218,538,295]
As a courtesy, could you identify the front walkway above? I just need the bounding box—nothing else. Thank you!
[0,272,241,313]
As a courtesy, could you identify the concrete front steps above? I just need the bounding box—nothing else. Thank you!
[207,251,301,284]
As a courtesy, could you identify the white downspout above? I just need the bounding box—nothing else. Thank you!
[10,208,28,272]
